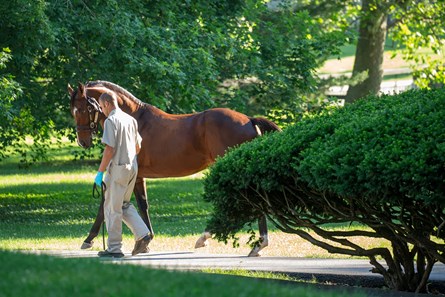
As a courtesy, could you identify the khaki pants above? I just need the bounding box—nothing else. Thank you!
[103,162,149,253]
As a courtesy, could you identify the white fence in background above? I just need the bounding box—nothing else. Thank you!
[323,67,415,97]
[326,79,414,97]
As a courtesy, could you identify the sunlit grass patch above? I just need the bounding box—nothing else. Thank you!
[203,268,299,281]
[1,141,391,259]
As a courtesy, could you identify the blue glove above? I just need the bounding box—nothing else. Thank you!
[95,171,104,187]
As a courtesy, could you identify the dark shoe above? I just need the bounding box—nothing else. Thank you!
[132,235,151,256]
[98,250,124,258]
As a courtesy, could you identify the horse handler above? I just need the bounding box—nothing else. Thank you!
[94,92,151,258]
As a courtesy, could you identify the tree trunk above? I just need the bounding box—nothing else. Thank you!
[345,0,388,103]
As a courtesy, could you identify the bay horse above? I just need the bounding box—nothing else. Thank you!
[68,80,280,256]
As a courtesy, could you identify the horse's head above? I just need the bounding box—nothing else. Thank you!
[68,83,103,149]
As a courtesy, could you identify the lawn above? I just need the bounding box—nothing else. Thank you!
[1,250,365,297]
[0,140,370,297]
[0,139,390,258]
[318,42,439,83]
[0,141,213,252]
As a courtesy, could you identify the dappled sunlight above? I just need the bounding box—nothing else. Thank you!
[259,232,391,258]
[190,232,391,258]
[0,231,391,259]
[1,151,390,259]
[0,172,95,186]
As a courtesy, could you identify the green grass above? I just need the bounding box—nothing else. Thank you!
[0,137,387,296]
[0,158,210,240]
[0,139,391,257]
[0,140,275,254]
[0,137,209,235]
[320,41,438,81]
[204,268,302,282]
[0,250,365,297]
[329,39,402,60]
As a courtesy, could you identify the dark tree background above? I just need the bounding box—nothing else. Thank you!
[1,0,443,160]
[0,0,347,163]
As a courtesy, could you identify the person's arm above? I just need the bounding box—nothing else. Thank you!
[99,145,115,172]
[136,143,141,155]
[94,145,114,186]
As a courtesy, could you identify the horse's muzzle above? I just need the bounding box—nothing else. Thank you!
[77,137,92,149]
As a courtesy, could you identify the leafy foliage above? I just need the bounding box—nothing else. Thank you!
[295,0,445,101]
[0,0,349,163]
[217,6,349,117]
[203,88,445,292]
[2,0,442,164]
[0,48,31,163]
[390,0,445,89]
[0,49,21,125]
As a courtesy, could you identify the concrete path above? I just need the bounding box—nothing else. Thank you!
[36,250,445,282]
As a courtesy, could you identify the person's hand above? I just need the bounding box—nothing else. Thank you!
[95,171,104,187]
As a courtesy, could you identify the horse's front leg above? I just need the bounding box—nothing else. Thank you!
[80,195,105,249]
[247,215,269,257]
[134,177,154,240]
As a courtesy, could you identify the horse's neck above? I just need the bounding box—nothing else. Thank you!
[88,87,142,115]
[88,86,165,121]
[117,93,166,121]
[116,94,142,115]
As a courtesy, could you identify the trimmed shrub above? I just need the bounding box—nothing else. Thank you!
[203,88,445,292]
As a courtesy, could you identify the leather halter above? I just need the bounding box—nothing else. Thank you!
[76,96,102,136]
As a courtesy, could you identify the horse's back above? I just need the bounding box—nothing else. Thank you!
[202,108,259,159]
[135,108,210,177]
[135,106,260,177]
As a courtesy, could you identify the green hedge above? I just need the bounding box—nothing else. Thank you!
[297,89,445,206]
[203,88,445,292]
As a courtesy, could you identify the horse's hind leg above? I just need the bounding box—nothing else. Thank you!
[195,231,212,248]
[134,177,154,240]
[247,215,269,257]
[81,195,104,249]
[195,216,269,255]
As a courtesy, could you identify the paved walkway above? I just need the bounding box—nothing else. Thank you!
[36,250,445,282]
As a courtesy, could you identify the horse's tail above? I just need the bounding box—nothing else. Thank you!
[250,117,281,135]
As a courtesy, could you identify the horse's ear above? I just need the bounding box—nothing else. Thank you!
[78,82,85,95]
[67,84,74,97]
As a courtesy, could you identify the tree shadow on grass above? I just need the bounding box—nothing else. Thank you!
[0,179,215,239]
[1,159,98,176]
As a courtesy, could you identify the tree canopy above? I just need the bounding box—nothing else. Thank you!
[0,0,347,162]
[343,0,445,101]
[0,0,443,161]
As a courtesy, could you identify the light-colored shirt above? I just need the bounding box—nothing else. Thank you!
[102,108,142,166]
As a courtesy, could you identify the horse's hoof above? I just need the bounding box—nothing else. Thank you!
[247,236,268,257]
[81,241,93,250]
[194,236,208,248]
[195,232,211,249]
[247,249,261,257]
